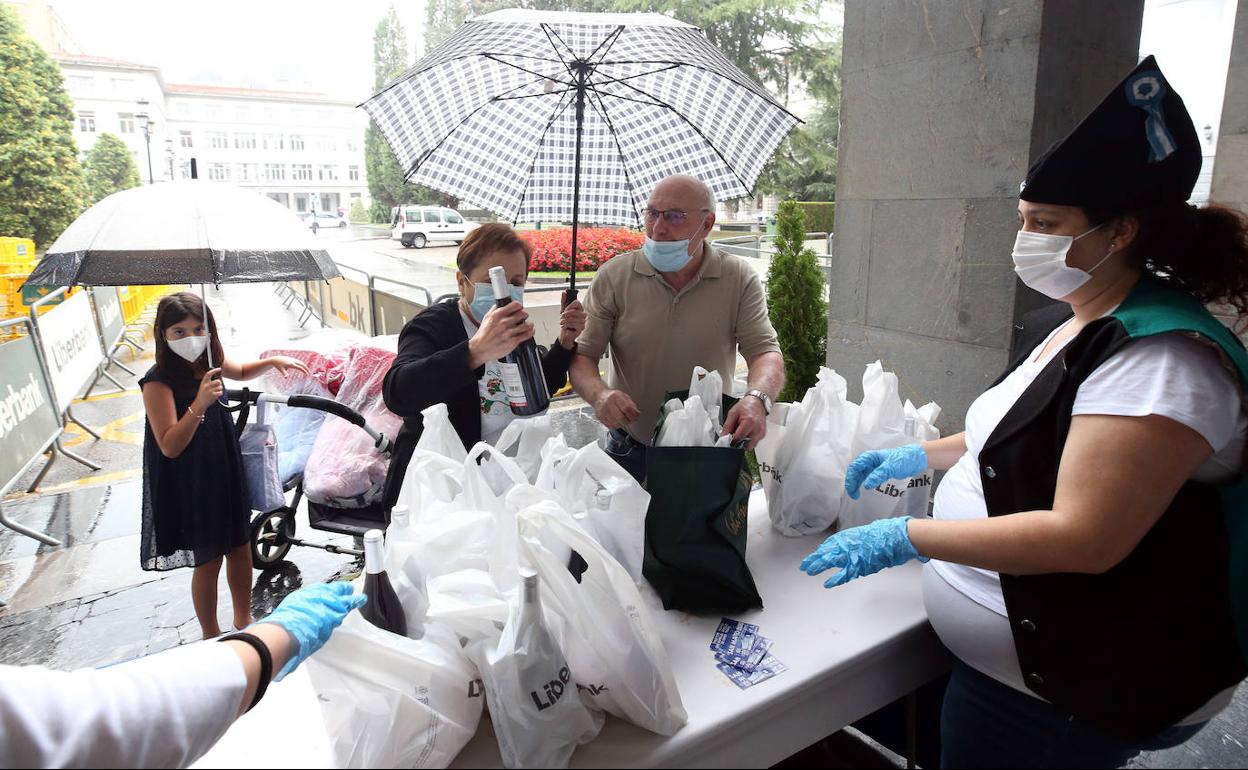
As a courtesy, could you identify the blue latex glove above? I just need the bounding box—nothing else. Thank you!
[260,581,367,680]
[800,516,928,588]
[844,444,928,500]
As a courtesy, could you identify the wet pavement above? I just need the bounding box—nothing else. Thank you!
[0,227,1242,768]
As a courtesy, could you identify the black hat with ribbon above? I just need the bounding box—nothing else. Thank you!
[1019,55,1201,212]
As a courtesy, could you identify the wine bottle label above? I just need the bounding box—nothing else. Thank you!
[499,363,528,407]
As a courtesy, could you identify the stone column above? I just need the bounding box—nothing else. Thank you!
[1211,0,1248,211]
[829,0,1145,430]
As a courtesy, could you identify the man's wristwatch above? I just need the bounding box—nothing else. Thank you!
[745,389,773,415]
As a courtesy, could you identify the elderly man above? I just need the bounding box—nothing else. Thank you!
[570,174,785,482]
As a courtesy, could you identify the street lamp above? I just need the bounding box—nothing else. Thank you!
[135,98,154,185]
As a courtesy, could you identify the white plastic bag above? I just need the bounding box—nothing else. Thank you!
[898,400,941,519]
[468,571,603,769]
[416,402,468,464]
[544,442,649,582]
[836,361,911,530]
[757,368,859,536]
[305,615,482,769]
[654,394,716,447]
[462,443,534,593]
[494,415,554,483]
[534,435,578,492]
[687,366,724,433]
[385,512,431,639]
[517,503,687,736]
[426,568,511,644]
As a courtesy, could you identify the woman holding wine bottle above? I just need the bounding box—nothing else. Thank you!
[381,223,587,513]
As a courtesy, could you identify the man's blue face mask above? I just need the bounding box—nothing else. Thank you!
[643,237,693,272]
[467,281,524,322]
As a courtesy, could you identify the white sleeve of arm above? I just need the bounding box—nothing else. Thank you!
[0,641,247,769]
[1073,333,1242,452]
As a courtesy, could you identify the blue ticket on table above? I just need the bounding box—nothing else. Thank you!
[718,654,789,689]
[714,636,773,673]
[710,618,760,655]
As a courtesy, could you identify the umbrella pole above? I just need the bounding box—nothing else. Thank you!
[566,63,588,308]
[201,283,213,370]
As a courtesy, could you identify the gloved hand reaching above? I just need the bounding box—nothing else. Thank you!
[844,444,928,500]
[800,517,928,588]
[261,581,367,679]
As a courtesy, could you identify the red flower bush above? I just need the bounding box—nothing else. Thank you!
[521,227,644,273]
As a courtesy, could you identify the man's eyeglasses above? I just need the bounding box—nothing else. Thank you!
[644,207,710,225]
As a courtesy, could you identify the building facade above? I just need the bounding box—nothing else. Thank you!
[42,50,370,214]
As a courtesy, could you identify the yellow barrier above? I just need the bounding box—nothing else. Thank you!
[0,237,36,274]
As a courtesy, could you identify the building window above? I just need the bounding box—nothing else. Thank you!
[265,163,286,182]
[78,111,96,133]
[263,134,284,151]
[235,106,253,121]
[292,164,313,182]
[290,135,305,151]
[206,104,224,120]
[234,133,257,150]
[175,102,190,117]
[347,165,360,181]
[118,113,136,134]
[179,130,193,148]
[263,107,281,122]
[206,163,229,181]
[66,75,93,93]
[318,165,338,182]
[345,137,359,152]
[208,131,228,149]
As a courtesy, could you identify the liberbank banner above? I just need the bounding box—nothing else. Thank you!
[36,291,105,413]
[92,286,125,350]
[0,334,60,491]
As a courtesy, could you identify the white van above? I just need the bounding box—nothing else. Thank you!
[389,205,479,248]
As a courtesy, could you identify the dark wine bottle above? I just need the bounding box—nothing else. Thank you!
[360,528,408,636]
[488,265,550,416]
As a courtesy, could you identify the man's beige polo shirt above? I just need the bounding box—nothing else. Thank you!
[576,243,781,442]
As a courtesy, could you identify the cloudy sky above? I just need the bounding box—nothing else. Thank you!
[44,0,428,100]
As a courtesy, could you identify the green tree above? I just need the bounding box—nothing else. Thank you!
[766,200,827,402]
[365,5,444,220]
[424,0,513,54]
[0,5,86,247]
[610,0,838,201]
[760,38,840,200]
[83,133,140,204]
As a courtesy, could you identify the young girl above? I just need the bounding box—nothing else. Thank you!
[140,292,309,639]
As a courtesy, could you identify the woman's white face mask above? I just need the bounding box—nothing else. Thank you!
[1011,224,1115,299]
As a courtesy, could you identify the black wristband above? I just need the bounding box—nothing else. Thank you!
[219,631,273,713]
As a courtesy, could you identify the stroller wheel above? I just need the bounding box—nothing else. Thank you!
[251,508,294,568]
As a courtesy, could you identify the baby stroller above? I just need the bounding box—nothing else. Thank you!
[227,387,393,567]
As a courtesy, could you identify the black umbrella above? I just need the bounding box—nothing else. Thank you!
[25,180,340,367]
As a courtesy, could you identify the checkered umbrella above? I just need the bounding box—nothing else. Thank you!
[362,8,801,293]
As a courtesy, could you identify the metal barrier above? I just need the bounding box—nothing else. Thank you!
[284,261,439,337]
[714,231,834,301]
[27,288,103,487]
[0,317,65,548]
